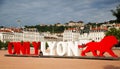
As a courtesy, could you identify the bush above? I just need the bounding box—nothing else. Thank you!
[0,41,3,50]
[3,41,9,50]
[0,41,9,50]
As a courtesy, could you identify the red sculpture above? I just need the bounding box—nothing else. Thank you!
[8,42,40,55]
[81,36,118,57]
[32,42,40,55]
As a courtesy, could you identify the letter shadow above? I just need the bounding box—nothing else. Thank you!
[104,65,120,69]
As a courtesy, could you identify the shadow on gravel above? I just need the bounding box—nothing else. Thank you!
[104,65,120,69]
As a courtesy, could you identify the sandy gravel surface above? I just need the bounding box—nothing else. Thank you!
[0,50,120,69]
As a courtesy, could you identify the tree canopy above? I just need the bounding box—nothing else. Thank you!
[25,25,73,33]
[105,28,120,40]
[111,4,120,23]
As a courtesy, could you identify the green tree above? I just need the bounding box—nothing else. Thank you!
[0,40,3,50]
[3,41,9,50]
[111,4,120,22]
[105,28,120,40]
[45,42,49,49]
[105,28,120,47]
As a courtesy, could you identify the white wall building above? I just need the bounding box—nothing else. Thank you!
[63,28,80,41]
[23,31,41,42]
[0,32,14,42]
[13,32,23,42]
[79,30,106,42]
[0,28,44,42]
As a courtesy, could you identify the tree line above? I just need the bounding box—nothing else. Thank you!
[25,25,75,33]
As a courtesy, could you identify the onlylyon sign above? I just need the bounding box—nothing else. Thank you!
[41,41,80,56]
[7,36,119,57]
[8,41,81,56]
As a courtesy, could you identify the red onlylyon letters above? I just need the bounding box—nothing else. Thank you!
[32,42,40,55]
[8,42,40,55]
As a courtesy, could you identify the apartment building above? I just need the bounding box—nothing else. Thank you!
[0,28,44,42]
[66,21,84,27]
[63,28,80,41]
[79,27,107,42]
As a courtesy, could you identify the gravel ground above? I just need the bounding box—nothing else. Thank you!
[0,50,120,69]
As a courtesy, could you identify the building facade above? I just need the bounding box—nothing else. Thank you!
[0,32,14,42]
[63,28,80,41]
[66,21,84,27]
[79,27,107,42]
[0,28,44,42]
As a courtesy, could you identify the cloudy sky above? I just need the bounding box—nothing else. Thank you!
[0,0,120,27]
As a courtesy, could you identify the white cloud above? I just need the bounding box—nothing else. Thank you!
[0,0,119,26]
